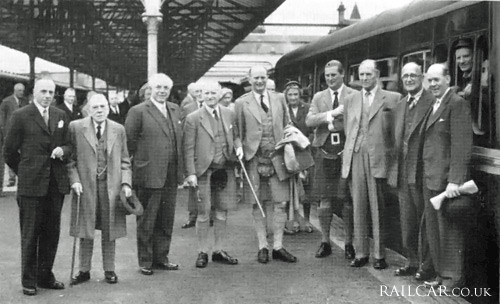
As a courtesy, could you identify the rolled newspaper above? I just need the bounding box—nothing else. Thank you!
[430,180,479,210]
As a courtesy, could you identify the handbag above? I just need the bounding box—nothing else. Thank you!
[441,195,476,221]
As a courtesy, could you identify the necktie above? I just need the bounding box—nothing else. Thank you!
[115,106,119,114]
[96,124,102,140]
[199,102,203,109]
[333,91,339,109]
[42,109,49,126]
[408,96,416,110]
[260,94,269,113]
[364,91,371,108]
[433,99,441,114]
[213,109,218,121]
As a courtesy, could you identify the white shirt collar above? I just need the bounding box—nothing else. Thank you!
[64,101,73,112]
[407,88,424,103]
[150,98,167,115]
[252,90,269,105]
[34,100,48,116]
[92,118,106,134]
[437,88,451,103]
[328,84,344,97]
[204,103,220,118]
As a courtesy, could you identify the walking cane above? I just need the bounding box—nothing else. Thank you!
[69,193,80,287]
[236,155,266,218]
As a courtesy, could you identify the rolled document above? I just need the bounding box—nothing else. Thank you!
[430,180,479,210]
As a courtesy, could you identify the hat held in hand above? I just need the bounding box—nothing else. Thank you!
[120,189,144,216]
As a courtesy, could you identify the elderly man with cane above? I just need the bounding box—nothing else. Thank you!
[68,94,132,285]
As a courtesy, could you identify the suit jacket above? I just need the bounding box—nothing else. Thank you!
[422,90,472,191]
[108,106,125,125]
[184,106,241,177]
[181,101,202,122]
[3,103,70,196]
[306,85,356,147]
[119,99,134,120]
[289,101,311,138]
[234,91,290,160]
[388,89,434,188]
[125,99,183,188]
[342,87,401,179]
[57,102,82,121]
[180,94,195,108]
[0,94,29,137]
[68,118,132,240]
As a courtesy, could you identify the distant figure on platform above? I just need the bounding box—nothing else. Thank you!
[342,59,401,270]
[184,81,240,268]
[235,65,297,264]
[108,93,125,124]
[57,88,82,121]
[138,83,152,103]
[4,78,70,296]
[69,94,132,285]
[0,82,28,188]
[180,82,203,108]
[266,79,276,93]
[125,73,183,276]
[219,87,234,110]
[120,91,136,119]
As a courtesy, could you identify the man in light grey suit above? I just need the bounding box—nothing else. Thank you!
[342,59,401,270]
[306,60,356,260]
[235,66,297,264]
[184,82,241,268]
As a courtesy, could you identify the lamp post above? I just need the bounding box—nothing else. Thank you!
[141,0,164,78]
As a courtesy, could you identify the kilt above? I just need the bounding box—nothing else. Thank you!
[312,148,342,201]
[243,156,290,204]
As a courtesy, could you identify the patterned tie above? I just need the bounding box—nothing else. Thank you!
[42,108,49,127]
[96,124,102,140]
[260,94,269,113]
[333,91,339,109]
[432,99,441,114]
[408,96,416,111]
[364,91,371,108]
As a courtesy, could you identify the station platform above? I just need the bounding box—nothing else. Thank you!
[0,187,477,304]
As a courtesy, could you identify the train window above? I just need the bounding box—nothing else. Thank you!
[348,64,360,89]
[451,36,492,146]
[433,44,448,64]
[402,50,432,73]
[376,57,398,91]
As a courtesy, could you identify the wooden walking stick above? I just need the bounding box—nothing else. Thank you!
[69,193,80,286]
[237,156,266,218]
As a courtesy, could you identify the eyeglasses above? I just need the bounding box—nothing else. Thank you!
[401,73,421,80]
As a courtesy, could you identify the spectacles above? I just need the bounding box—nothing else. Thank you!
[401,73,421,80]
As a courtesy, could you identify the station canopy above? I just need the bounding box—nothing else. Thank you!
[0,0,285,88]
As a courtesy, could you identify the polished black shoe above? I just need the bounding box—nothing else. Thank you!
[373,258,388,270]
[71,271,90,285]
[272,248,297,263]
[196,252,209,268]
[38,280,65,290]
[350,257,369,267]
[22,287,37,296]
[415,269,435,281]
[345,244,355,260]
[212,250,238,265]
[394,266,417,276]
[257,248,269,264]
[181,220,196,229]
[140,267,153,275]
[315,242,332,258]
[153,262,179,271]
[104,271,118,284]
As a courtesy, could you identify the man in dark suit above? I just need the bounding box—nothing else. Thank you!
[184,82,241,268]
[119,91,136,119]
[0,82,28,189]
[235,65,296,264]
[390,62,434,279]
[306,60,356,260]
[125,73,183,275]
[57,88,82,121]
[342,59,401,270]
[4,78,70,296]
[180,84,206,229]
[107,93,125,124]
[421,63,472,289]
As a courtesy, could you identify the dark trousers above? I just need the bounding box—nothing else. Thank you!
[136,174,177,268]
[18,180,64,288]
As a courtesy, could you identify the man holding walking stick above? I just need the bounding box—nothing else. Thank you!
[68,94,132,285]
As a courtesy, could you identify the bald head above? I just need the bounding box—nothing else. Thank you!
[187,82,202,101]
[427,63,450,98]
[249,66,268,94]
[267,79,276,92]
[14,83,25,98]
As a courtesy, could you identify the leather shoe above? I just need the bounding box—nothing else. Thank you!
[315,242,332,258]
[345,244,355,260]
[38,280,65,290]
[373,258,388,270]
[212,250,238,265]
[104,271,118,284]
[272,248,297,263]
[424,278,442,288]
[196,252,208,268]
[153,262,179,271]
[415,269,435,281]
[350,257,369,267]
[181,220,196,229]
[140,267,153,275]
[394,266,417,276]
[257,248,269,264]
[71,271,90,285]
[22,287,37,296]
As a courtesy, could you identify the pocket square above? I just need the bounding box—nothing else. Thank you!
[439,118,445,122]
[58,120,64,128]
